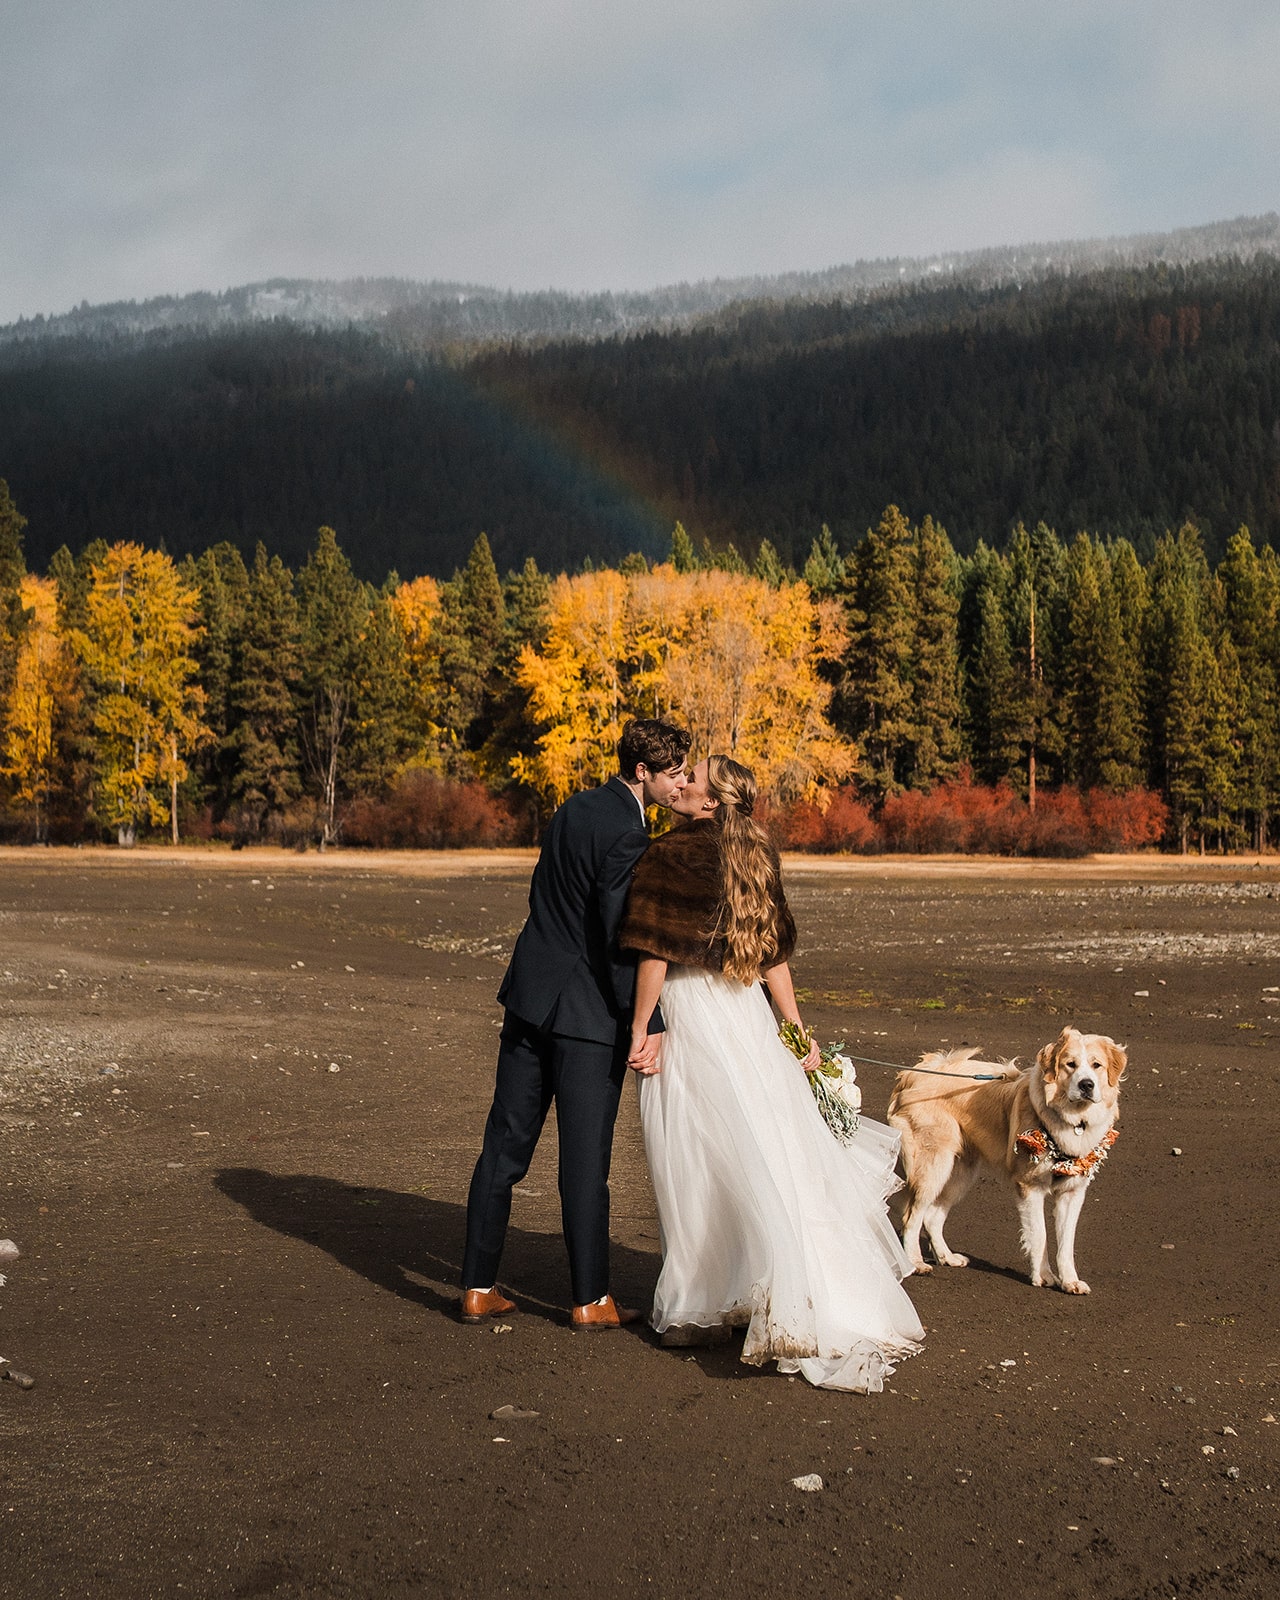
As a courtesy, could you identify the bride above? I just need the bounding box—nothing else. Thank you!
[620,755,923,1393]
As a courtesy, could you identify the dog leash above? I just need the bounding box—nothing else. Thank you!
[843,1051,1008,1082]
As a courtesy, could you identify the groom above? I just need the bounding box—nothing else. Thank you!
[460,717,691,1328]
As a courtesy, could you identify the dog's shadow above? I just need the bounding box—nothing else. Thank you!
[214,1167,662,1323]
[923,1254,1027,1284]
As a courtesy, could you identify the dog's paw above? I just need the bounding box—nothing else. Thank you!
[939,1252,969,1268]
[910,1262,933,1275]
[1060,1279,1091,1295]
[1030,1272,1057,1289]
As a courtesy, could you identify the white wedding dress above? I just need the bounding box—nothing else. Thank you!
[640,966,924,1392]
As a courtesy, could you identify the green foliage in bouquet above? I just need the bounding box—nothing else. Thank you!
[778,1022,862,1144]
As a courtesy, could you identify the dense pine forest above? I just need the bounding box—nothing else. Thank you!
[2,234,1279,854]
[1,484,1276,856]
[2,252,1279,581]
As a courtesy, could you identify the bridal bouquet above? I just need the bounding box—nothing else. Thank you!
[778,1023,862,1144]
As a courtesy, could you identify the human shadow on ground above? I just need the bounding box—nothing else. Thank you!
[215,1167,661,1326]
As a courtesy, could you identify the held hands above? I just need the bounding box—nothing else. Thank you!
[627,1030,662,1075]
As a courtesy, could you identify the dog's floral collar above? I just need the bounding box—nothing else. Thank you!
[1016,1125,1118,1181]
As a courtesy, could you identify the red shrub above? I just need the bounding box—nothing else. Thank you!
[1083,788,1170,850]
[767,777,1171,856]
[344,771,521,849]
[880,787,967,852]
[953,780,1025,853]
[822,788,878,851]
[765,787,877,852]
[879,776,1029,853]
[1023,788,1091,857]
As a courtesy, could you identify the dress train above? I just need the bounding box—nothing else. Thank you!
[639,966,924,1392]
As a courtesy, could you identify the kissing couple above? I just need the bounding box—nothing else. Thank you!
[460,719,923,1392]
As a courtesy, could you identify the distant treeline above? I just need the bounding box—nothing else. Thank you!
[2,481,1276,856]
[1,256,1279,582]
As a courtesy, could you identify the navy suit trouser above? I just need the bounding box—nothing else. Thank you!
[462,1012,628,1306]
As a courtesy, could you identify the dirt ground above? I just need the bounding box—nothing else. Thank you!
[1,846,1277,1600]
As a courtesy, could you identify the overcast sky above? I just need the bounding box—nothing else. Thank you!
[2,0,1277,324]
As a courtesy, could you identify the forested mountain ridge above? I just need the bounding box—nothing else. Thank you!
[4,213,1277,351]
[473,254,1280,563]
[2,248,1279,579]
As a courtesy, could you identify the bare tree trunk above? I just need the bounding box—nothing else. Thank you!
[323,688,343,846]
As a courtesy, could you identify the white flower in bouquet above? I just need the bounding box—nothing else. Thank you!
[826,1051,862,1117]
[778,1025,861,1144]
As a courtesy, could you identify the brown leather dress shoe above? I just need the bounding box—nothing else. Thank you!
[460,1287,517,1324]
[570,1294,642,1330]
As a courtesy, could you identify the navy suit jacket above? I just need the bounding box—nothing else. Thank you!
[498,777,654,1045]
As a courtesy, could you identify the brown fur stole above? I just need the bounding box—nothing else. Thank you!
[620,818,796,974]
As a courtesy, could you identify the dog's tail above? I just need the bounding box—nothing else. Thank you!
[888,1048,1019,1116]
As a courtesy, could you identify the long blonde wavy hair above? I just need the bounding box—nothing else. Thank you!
[706,755,781,983]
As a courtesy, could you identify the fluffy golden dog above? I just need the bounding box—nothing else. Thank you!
[888,1027,1125,1294]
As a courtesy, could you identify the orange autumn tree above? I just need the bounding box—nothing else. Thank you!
[510,569,629,806]
[513,564,851,808]
[69,543,209,845]
[1,575,79,841]
[389,573,446,767]
[632,566,852,800]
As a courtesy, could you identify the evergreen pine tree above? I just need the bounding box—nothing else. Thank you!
[1063,535,1105,786]
[1164,606,1237,851]
[803,524,845,598]
[1217,526,1280,848]
[297,526,368,845]
[0,480,29,739]
[753,539,787,588]
[1146,524,1230,849]
[1005,523,1068,803]
[834,506,916,798]
[956,540,1003,665]
[480,557,552,789]
[712,541,750,574]
[502,557,551,661]
[670,523,699,573]
[1145,523,1213,815]
[905,515,962,788]
[1096,539,1148,790]
[964,566,1024,784]
[348,592,415,796]
[228,544,302,836]
[434,532,507,762]
[189,543,250,818]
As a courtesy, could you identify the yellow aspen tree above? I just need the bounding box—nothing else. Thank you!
[510,563,851,810]
[1,575,78,841]
[70,543,209,845]
[625,563,697,719]
[646,569,852,801]
[736,580,853,801]
[389,574,446,767]
[510,569,629,806]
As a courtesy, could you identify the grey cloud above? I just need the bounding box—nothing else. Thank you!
[0,0,1274,322]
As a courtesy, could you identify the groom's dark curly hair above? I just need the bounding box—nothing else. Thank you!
[618,719,691,780]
